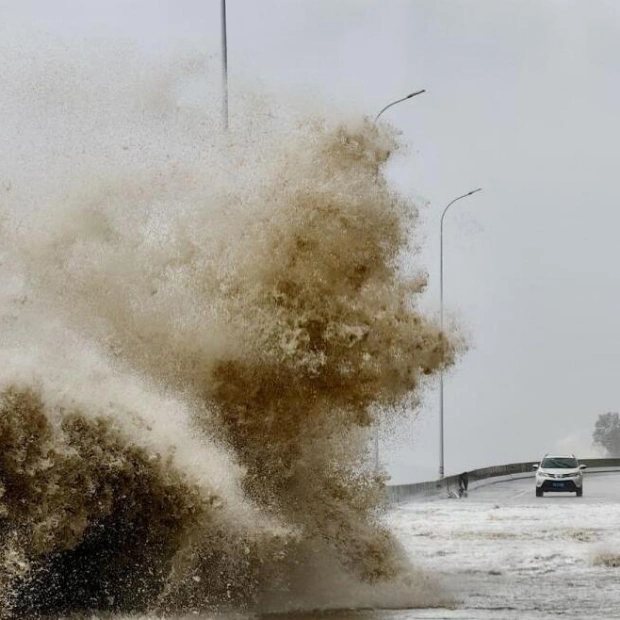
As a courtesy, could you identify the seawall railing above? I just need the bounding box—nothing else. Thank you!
[386,457,620,503]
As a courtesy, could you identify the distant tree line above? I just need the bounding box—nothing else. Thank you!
[592,412,620,456]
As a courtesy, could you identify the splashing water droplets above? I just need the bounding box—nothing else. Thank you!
[0,41,455,617]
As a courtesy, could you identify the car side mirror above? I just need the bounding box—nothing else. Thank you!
[579,464,587,470]
[532,463,539,470]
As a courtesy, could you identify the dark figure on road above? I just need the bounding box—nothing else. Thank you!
[458,471,469,497]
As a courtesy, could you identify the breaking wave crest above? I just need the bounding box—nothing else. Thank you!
[0,41,454,617]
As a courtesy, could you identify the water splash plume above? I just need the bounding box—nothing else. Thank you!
[0,41,455,617]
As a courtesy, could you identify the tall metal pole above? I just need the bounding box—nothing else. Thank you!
[221,0,229,131]
[439,188,482,478]
[371,88,426,472]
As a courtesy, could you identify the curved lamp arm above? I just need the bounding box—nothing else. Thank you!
[374,89,426,123]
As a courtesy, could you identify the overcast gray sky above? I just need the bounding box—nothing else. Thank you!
[3,0,619,483]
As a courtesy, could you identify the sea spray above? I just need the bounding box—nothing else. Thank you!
[0,42,455,617]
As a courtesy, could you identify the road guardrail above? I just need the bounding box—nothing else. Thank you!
[386,457,620,503]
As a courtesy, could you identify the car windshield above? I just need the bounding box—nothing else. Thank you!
[541,457,578,469]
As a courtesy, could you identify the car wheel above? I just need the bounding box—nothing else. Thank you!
[536,488,543,497]
[576,488,583,497]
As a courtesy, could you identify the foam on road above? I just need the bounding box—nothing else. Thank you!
[387,471,620,619]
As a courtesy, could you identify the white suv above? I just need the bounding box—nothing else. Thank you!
[533,454,586,497]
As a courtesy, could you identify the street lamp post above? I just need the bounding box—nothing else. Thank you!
[439,188,482,479]
[221,0,229,130]
[372,88,426,472]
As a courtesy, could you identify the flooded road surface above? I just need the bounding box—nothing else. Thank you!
[387,471,620,620]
